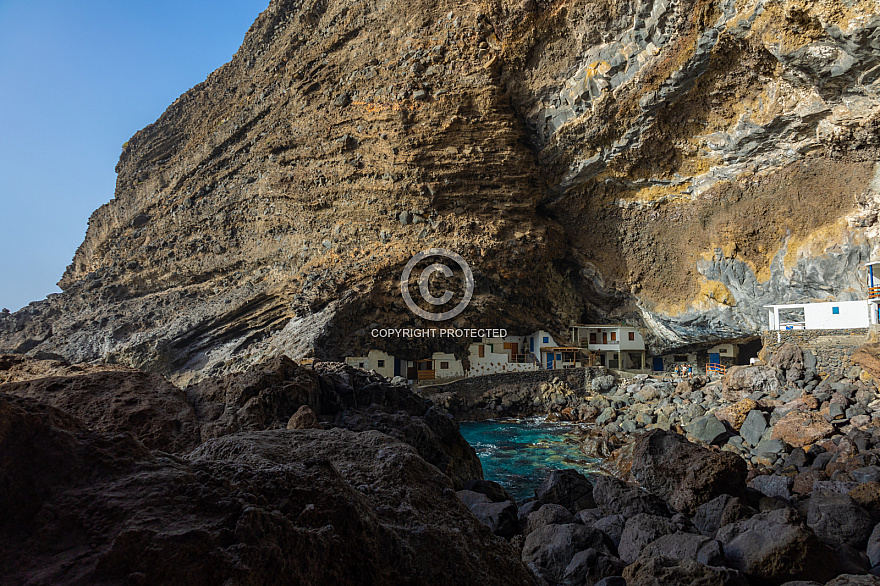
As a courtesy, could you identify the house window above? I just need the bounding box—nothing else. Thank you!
[589,333,597,343]
[377,360,385,368]
[440,361,449,369]
[478,345,485,358]
[629,332,635,341]
[358,362,365,368]
[543,336,549,343]
[832,306,840,314]
[610,332,616,342]
[556,353,562,360]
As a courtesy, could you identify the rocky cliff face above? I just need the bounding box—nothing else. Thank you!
[1,0,879,380]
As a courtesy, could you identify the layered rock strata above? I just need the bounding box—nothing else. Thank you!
[1,0,879,380]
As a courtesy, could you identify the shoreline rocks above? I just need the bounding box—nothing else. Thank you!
[1,354,523,585]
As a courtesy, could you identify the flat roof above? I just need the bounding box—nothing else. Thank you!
[570,324,632,328]
[764,300,867,308]
[540,346,583,351]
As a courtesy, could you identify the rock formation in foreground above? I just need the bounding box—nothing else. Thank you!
[0,355,539,585]
[1,0,879,381]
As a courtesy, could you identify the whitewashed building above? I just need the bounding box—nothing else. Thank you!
[468,333,540,375]
[415,352,465,380]
[765,299,877,331]
[345,349,408,379]
[765,261,880,332]
[570,324,647,371]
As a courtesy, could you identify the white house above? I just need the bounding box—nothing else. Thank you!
[538,345,584,369]
[468,333,540,375]
[414,352,465,380]
[765,261,880,333]
[569,324,647,371]
[345,350,413,379]
[765,299,876,331]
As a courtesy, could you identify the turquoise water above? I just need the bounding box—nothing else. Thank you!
[459,419,599,503]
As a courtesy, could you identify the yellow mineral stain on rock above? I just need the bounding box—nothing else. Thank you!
[782,218,852,274]
[699,278,736,307]
[630,182,693,202]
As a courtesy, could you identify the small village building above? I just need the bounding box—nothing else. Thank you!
[524,330,558,357]
[345,350,412,379]
[539,346,583,369]
[569,324,647,371]
[765,299,876,332]
[468,333,540,376]
[415,351,464,380]
[764,262,880,333]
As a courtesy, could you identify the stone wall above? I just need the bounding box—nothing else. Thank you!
[761,328,868,376]
[418,367,605,395]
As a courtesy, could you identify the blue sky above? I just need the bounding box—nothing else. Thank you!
[0,0,268,311]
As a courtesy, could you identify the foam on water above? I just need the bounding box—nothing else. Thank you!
[459,418,599,503]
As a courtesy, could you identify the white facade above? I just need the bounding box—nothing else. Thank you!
[708,344,738,359]
[468,336,539,376]
[766,300,875,330]
[345,350,402,379]
[570,324,647,370]
[431,352,464,379]
[367,349,397,378]
[527,330,558,354]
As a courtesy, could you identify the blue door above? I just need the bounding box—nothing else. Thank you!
[547,354,553,369]
[709,353,720,365]
[394,358,402,377]
[652,357,664,371]
[530,337,534,352]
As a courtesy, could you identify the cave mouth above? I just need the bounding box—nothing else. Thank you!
[736,338,763,365]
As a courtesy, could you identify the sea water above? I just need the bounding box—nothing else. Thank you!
[459,418,599,503]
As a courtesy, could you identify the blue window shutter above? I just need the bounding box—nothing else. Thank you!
[543,336,549,343]
[832,306,840,314]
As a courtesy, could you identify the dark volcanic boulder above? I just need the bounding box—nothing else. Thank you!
[806,493,873,549]
[0,394,148,531]
[639,532,725,567]
[592,474,671,517]
[0,395,537,585]
[562,548,626,586]
[522,523,614,583]
[187,357,482,488]
[631,430,748,514]
[0,360,200,453]
[618,513,680,563]
[622,556,749,586]
[592,514,626,548]
[464,479,514,503]
[536,469,596,512]
[715,507,837,584]
[525,504,576,536]
[469,500,519,539]
[692,494,757,537]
